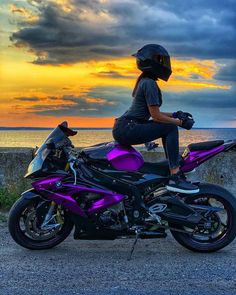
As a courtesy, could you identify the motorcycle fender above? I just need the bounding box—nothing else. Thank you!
[22,188,87,217]
[21,188,41,200]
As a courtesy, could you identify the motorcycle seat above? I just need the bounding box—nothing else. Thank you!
[139,160,170,177]
[188,140,224,152]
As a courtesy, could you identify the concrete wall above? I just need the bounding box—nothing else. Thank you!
[0,147,235,195]
[0,148,33,188]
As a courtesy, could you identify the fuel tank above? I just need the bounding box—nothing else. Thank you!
[81,142,144,172]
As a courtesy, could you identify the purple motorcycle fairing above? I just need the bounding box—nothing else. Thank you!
[32,175,124,216]
[62,184,124,215]
[31,142,227,217]
[181,145,225,173]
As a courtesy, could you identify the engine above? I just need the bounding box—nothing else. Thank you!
[97,203,124,230]
[77,192,126,230]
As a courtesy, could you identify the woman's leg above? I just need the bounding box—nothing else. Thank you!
[160,124,179,172]
[115,120,180,170]
[113,120,199,194]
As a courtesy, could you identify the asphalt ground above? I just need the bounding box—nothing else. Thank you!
[0,221,236,295]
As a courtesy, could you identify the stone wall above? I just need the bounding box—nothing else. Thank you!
[0,147,235,195]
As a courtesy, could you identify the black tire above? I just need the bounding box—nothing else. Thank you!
[8,196,74,250]
[170,183,236,253]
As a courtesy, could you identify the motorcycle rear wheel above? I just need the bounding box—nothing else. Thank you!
[170,183,236,252]
[8,196,74,250]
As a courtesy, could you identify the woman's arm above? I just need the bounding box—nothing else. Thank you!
[148,105,182,125]
[162,112,174,118]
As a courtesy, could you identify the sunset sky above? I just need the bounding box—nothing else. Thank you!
[0,0,235,128]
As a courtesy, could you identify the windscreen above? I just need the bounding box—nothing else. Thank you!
[25,126,68,178]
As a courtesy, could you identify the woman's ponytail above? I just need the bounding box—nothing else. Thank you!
[132,71,158,97]
[132,73,144,97]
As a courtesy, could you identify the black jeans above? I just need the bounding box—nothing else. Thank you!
[112,118,180,169]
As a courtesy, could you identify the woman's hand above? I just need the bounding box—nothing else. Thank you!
[173,110,193,120]
[173,110,195,129]
[178,119,183,126]
[181,118,195,130]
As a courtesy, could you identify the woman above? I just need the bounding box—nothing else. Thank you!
[112,44,199,194]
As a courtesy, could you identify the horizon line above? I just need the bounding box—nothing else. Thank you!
[0,126,236,130]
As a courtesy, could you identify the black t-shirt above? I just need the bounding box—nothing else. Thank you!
[120,77,162,121]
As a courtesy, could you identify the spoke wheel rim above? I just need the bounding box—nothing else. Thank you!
[19,203,64,241]
[186,194,233,245]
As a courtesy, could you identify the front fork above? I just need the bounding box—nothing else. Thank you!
[40,201,62,230]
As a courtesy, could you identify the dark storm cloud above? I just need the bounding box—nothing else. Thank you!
[10,1,121,64]
[10,0,236,64]
[29,87,131,117]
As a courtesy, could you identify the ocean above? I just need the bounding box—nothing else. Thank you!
[0,128,236,148]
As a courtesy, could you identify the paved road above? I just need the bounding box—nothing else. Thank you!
[0,221,235,295]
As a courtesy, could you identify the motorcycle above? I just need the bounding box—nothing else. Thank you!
[8,122,236,257]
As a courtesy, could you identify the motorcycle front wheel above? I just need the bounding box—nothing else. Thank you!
[170,183,236,252]
[8,196,74,250]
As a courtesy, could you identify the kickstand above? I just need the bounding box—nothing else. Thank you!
[127,229,140,261]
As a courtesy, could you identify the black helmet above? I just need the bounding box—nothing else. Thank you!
[132,44,172,81]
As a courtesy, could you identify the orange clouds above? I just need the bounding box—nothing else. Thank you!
[10,4,30,15]
[89,57,230,91]
[172,59,216,79]
[0,50,232,127]
[86,97,115,105]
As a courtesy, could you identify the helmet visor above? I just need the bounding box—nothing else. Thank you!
[153,55,171,70]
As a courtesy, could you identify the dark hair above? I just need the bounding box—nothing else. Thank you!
[132,71,158,97]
